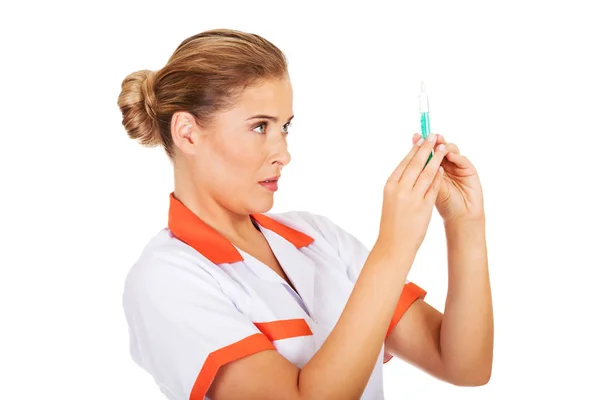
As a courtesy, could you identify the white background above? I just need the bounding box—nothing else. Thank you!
[1,0,599,399]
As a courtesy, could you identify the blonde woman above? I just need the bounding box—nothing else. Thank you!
[117,29,493,400]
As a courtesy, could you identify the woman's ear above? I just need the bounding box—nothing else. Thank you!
[171,111,198,155]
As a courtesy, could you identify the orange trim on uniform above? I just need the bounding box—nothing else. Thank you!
[167,192,314,264]
[251,214,314,249]
[189,333,275,400]
[385,282,427,338]
[383,282,427,364]
[254,318,313,341]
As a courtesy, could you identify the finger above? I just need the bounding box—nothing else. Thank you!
[398,133,440,189]
[445,143,460,155]
[424,165,445,202]
[445,151,472,168]
[412,132,446,146]
[431,136,460,156]
[388,135,427,183]
[414,134,461,156]
[414,143,450,195]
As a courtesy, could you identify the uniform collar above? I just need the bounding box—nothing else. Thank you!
[167,192,314,264]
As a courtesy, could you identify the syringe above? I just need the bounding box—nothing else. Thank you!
[419,81,434,166]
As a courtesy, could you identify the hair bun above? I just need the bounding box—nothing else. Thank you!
[117,69,161,147]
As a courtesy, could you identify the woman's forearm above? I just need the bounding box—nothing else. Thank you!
[439,218,493,385]
[298,244,414,400]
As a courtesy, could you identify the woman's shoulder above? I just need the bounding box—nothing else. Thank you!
[123,228,223,297]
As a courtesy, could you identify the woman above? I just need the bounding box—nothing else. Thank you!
[117,29,493,400]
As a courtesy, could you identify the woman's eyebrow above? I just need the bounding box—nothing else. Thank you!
[246,114,294,122]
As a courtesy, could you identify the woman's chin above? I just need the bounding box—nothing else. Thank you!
[251,193,275,214]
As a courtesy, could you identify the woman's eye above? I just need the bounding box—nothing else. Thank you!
[253,122,267,134]
[253,121,292,134]
[283,121,292,133]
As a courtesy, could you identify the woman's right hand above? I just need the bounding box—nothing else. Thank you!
[375,133,449,259]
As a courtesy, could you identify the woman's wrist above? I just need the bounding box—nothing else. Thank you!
[371,239,417,275]
[443,214,486,230]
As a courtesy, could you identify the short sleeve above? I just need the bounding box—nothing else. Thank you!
[123,251,275,400]
[309,214,427,346]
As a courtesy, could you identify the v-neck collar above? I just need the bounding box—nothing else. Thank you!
[167,192,314,264]
[236,225,318,318]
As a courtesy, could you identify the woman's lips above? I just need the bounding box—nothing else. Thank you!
[259,179,278,192]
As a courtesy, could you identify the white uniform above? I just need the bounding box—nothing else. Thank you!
[123,193,426,399]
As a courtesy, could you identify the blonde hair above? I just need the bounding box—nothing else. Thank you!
[117,29,288,158]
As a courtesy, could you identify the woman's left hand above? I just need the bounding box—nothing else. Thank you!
[411,133,485,223]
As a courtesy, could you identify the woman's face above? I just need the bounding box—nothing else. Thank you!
[191,77,294,215]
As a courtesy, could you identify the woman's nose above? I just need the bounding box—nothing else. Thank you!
[279,146,291,166]
[270,136,291,166]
